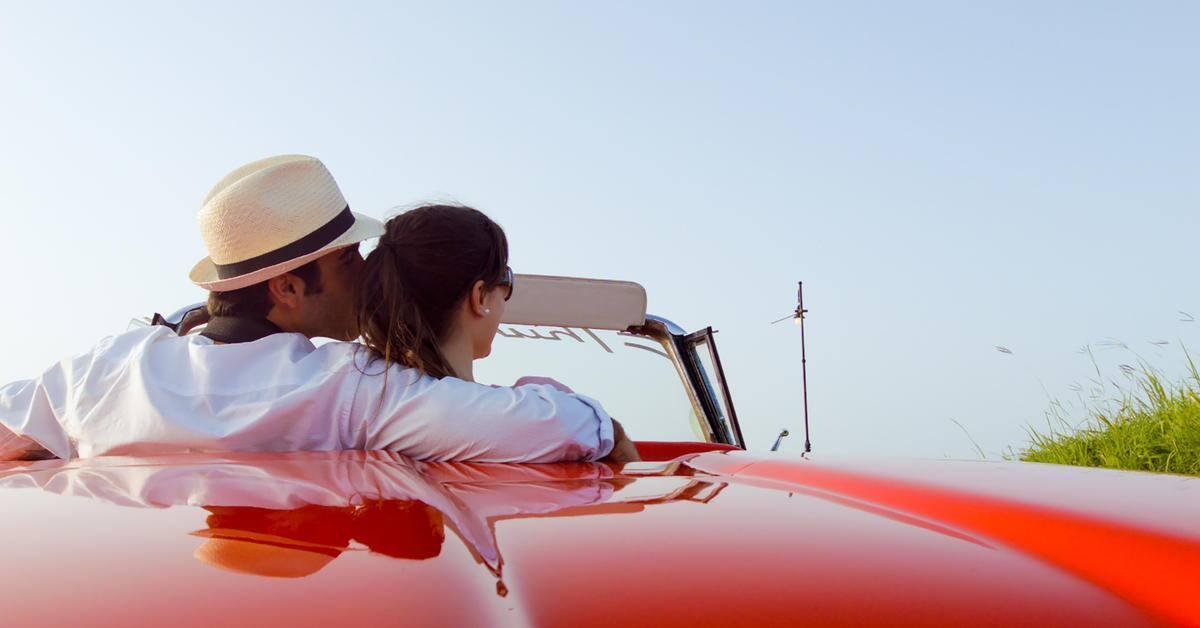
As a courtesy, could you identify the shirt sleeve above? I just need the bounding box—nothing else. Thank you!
[0,334,124,461]
[0,418,46,461]
[0,376,75,461]
[357,369,615,463]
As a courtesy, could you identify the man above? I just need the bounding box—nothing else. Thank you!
[0,154,635,463]
[188,154,374,344]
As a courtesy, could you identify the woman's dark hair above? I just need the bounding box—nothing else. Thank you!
[357,204,508,379]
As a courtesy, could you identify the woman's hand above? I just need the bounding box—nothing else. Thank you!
[513,376,575,394]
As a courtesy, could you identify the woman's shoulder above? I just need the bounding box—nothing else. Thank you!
[317,341,425,381]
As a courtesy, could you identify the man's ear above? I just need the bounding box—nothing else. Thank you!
[467,279,488,318]
[267,273,306,311]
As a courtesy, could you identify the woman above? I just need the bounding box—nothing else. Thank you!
[356,204,639,462]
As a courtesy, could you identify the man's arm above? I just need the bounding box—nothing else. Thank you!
[0,375,75,461]
[0,420,48,461]
[512,376,639,463]
[603,419,641,463]
[361,370,620,463]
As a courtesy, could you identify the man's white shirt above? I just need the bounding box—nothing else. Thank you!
[0,326,615,462]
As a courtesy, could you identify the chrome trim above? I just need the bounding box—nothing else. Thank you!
[623,318,716,443]
[163,303,206,326]
[138,302,210,336]
[644,314,686,336]
[623,316,746,448]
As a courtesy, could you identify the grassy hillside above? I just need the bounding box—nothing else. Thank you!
[1020,358,1200,476]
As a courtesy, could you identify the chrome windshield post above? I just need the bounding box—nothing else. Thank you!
[625,315,746,449]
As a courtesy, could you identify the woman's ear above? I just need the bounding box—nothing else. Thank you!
[467,279,488,318]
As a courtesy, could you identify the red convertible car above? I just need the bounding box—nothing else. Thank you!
[2,276,1198,626]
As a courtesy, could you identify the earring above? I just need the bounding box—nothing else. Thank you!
[484,309,492,314]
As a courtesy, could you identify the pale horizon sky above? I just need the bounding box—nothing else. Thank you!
[1,2,1197,457]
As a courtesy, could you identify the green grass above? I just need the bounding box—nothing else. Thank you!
[1019,354,1200,476]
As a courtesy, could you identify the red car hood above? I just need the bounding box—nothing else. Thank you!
[1,450,1197,627]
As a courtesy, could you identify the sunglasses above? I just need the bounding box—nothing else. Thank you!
[496,266,514,301]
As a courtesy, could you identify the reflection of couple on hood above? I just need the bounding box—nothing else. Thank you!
[0,155,637,465]
[0,451,705,581]
[196,501,444,579]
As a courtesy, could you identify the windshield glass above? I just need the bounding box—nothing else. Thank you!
[475,324,704,442]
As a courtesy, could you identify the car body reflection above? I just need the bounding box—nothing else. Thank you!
[0,450,724,593]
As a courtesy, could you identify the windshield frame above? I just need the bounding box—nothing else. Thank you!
[627,315,745,449]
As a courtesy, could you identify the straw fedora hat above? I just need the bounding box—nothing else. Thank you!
[190,154,384,291]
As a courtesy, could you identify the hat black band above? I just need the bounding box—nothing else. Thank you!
[212,206,355,280]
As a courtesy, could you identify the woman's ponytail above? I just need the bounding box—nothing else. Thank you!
[355,204,508,379]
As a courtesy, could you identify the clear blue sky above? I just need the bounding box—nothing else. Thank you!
[1,1,1197,457]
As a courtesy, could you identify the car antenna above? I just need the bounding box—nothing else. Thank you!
[770,281,811,453]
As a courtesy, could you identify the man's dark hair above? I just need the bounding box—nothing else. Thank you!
[207,258,324,319]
